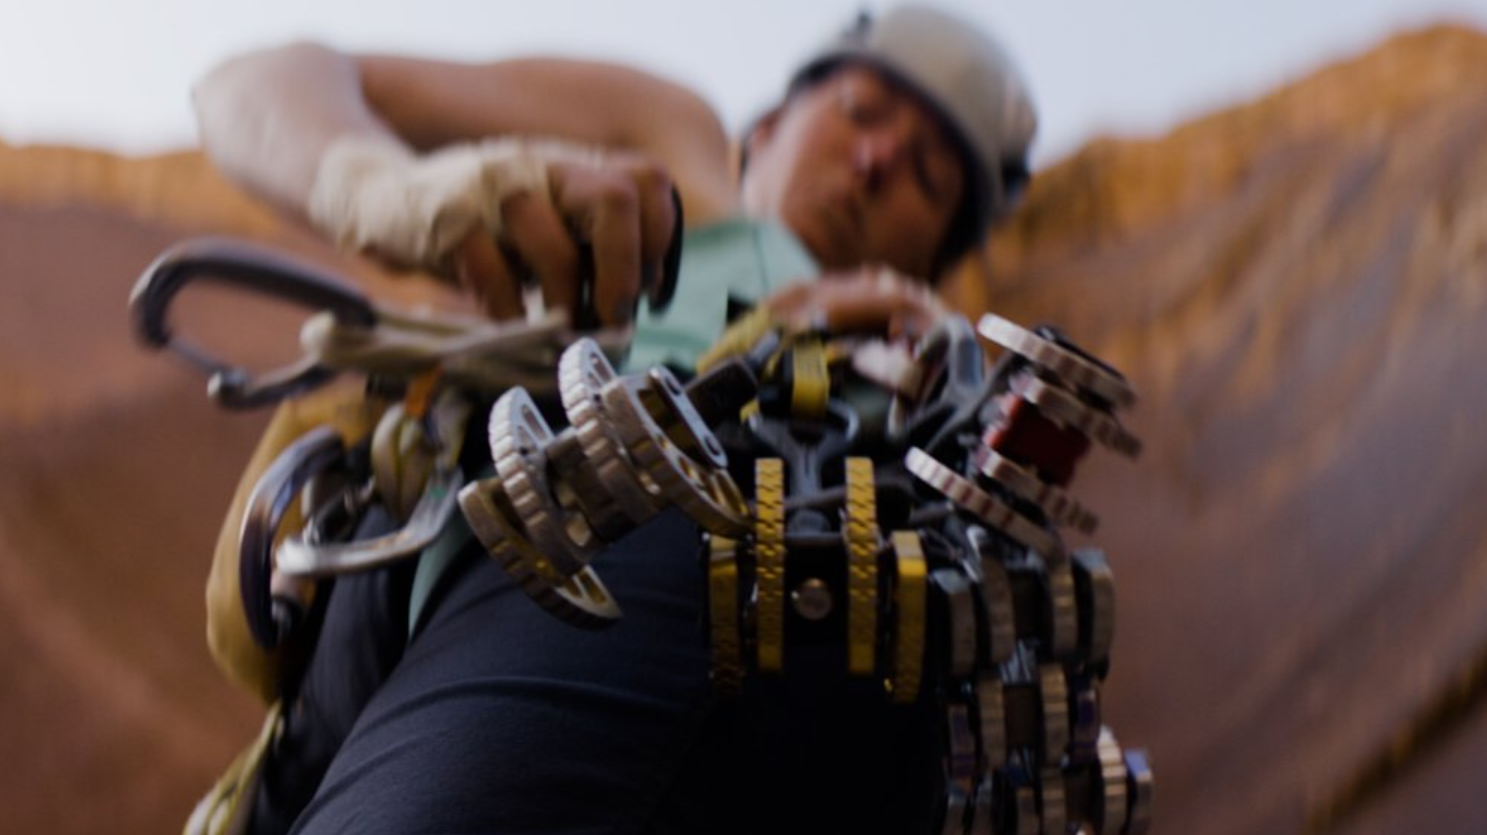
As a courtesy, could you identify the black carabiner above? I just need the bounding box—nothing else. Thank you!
[906,316,993,458]
[129,237,378,409]
[238,425,348,649]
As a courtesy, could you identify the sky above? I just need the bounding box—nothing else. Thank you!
[1,0,1485,166]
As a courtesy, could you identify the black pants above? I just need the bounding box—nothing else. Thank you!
[260,509,941,834]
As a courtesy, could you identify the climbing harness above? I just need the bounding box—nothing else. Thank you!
[135,237,1154,834]
[675,310,1154,834]
[454,308,1155,833]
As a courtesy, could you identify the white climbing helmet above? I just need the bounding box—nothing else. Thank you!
[792,4,1038,235]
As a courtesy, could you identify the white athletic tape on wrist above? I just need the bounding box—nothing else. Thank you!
[309,136,592,272]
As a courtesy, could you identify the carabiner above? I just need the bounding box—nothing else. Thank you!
[238,425,348,649]
[129,237,377,409]
[275,465,464,578]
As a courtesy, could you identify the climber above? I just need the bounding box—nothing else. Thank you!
[188,5,1038,833]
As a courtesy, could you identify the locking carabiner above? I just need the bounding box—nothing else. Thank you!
[129,237,377,409]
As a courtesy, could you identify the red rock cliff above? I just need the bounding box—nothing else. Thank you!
[3,25,1486,835]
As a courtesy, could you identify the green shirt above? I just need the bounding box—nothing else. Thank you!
[627,217,817,371]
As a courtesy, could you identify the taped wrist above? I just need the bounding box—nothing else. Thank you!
[308,136,580,272]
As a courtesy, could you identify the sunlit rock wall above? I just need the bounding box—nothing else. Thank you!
[3,25,1486,835]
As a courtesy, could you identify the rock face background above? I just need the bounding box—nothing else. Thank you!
[3,26,1486,835]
